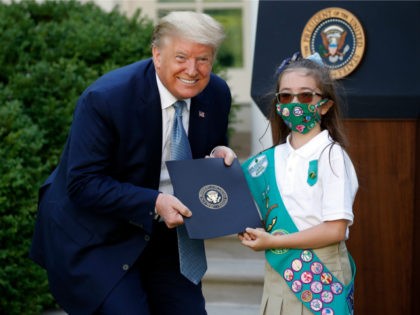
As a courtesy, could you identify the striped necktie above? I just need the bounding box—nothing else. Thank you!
[171,100,207,284]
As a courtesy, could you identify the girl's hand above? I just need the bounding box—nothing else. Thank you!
[240,227,272,251]
[238,230,256,241]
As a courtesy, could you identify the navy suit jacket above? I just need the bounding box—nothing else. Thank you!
[30,58,231,314]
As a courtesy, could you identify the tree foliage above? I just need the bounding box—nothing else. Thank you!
[0,0,154,313]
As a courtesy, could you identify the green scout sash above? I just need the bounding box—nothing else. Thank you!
[242,148,355,315]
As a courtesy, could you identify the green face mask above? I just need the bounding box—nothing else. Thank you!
[276,100,328,134]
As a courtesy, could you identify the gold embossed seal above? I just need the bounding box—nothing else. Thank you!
[301,7,366,79]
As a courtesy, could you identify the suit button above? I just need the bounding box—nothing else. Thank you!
[122,264,129,271]
[144,235,150,241]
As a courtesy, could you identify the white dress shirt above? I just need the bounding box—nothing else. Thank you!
[155,74,191,195]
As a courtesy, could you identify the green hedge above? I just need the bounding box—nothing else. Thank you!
[0,0,154,313]
[0,1,235,313]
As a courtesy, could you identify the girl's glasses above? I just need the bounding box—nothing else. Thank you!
[276,92,323,104]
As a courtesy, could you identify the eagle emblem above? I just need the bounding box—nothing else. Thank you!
[320,25,350,63]
[300,7,366,79]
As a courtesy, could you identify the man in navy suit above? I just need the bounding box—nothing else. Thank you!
[30,11,235,315]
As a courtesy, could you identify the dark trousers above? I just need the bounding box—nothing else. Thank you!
[96,222,207,315]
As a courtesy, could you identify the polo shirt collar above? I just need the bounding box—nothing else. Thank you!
[285,130,332,158]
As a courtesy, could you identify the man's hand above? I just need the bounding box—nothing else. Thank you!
[155,193,191,229]
[209,145,237,166]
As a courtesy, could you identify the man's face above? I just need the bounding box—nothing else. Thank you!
[153,36,214,100]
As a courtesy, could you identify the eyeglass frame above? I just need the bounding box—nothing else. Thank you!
[275,91,323,104]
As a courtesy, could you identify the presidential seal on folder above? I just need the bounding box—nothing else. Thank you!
[166,158,262,239]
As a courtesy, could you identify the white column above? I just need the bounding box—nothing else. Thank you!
[250,0,272,155]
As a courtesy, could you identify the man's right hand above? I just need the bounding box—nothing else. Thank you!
[155,193,192,228]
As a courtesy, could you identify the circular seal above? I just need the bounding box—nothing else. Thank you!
[301,290,313,303]
[310,281,323,294]
[321,290,334,304]
[292,280,303,293]
[310,299,323,312]
[331,282,343,295]
[292,259,303,272]
[270,229,289,254]
[198,185,228,209]
[311,262,324,274]
[301,250,313,262]
[321,272,333,284]
[322,308,334,315]
[301,271,314,284]
[283,268,294,282]
[293,106,304,117]
[300,7,365,79]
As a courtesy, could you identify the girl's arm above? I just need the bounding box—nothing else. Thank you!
[240,219,348,251]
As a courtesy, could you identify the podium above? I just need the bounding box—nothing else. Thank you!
[251,1,420,314]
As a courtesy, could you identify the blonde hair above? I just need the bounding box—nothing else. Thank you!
[152,11,225,55]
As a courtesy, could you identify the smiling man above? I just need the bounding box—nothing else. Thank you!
[30,11,235,315]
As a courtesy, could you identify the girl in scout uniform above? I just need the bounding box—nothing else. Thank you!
[240,52,358,315]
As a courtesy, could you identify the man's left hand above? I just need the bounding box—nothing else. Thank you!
[208,146,237,166]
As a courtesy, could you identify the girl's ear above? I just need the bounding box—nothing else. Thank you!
[320,100,334,115]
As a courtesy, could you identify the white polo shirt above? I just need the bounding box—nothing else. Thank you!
[274,130,358,237]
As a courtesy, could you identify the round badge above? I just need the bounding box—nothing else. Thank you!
[270,229,289,255]
[301,271,314,284]
[308,104,317,112]
[321,290,334,303]
[300,7,366,79]
[199,185,228,209]
[293,106,304,116]
[283,268,294,281]
[247,154,268,178]
[322,308,334,315]
[310,299,323,312]
[292,280,303,293]
[311,262,323,274]
[292,259,303,271]
[301,290,313,303]
[310,281,323,294]
[321,272,333,284]
[303,115,312,123]
[331,282,343,295]
[301,250,313,262]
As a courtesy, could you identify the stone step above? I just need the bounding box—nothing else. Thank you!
[203,235,264,310]
[204,234,265,260]
[42,235,265,315]
[206,302,259,315]
[202,257,264,305]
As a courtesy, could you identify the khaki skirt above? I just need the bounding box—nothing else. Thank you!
[260,242,352,315]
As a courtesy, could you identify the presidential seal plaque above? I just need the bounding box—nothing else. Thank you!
[199,184,228,210]
[301,7,366,79]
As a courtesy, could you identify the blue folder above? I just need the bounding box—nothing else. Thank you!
[166,158,262,239]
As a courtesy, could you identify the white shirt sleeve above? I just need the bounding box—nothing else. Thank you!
[319,145,358,226]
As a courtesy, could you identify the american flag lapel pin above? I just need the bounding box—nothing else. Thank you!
[198,110,206,118]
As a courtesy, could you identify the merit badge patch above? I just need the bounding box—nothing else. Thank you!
[198,184,228,209]
[270,229,290,255]
[301,7,366,79]
[248,154,268,178]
